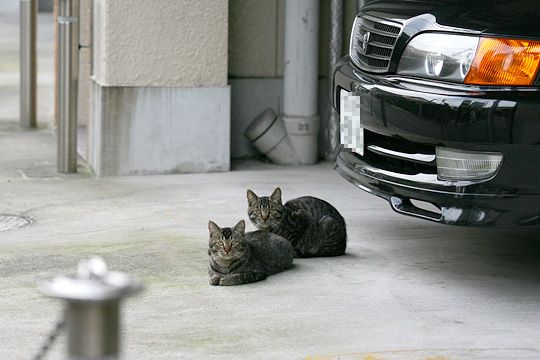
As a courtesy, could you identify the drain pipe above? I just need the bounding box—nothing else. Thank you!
[325,0,343,160]
[282,0,320,165]
[244,0,320,165]
[243,108,300,165]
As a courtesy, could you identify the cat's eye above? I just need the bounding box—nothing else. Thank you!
[232,240,238,245]
[218,240,224,246]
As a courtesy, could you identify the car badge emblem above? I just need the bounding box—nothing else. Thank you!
[360,32,370,54]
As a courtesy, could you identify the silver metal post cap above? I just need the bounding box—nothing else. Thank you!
[38,256,143,302]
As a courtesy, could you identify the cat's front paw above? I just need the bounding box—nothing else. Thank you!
[219,276,236,286]
[209,275,221,286]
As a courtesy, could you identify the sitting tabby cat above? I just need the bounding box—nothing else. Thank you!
[208,219,293,286]
[247,187,347,257]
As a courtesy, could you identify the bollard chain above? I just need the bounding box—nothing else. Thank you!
[32,310,66,360]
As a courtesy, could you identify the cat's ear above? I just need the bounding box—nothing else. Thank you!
[270,187,282,204]
[208,220,221,235]
[233,219,245,235]
[247,189,258,205]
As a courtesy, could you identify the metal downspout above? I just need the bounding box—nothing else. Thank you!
[325,0,343,160]
[282,0,320,164]
[244,0,321,165]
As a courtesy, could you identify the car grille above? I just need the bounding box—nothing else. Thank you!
[350,15,402,73]
[360,130,437,175]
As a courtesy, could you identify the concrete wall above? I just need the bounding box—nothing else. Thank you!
[82,0,358,172]
[0,0,18,12]
[229,0,357,78]
[93,0,227,87]
[228,0,283,78]
[228,0,358,159]
[89,0,230,176]
[78,0,92,130]
[90,85,230,175]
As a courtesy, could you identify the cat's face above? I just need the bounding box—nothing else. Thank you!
[247,188,284,230]
[208,220,247,263]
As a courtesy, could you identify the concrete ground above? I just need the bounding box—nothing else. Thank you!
[1,8,540,360]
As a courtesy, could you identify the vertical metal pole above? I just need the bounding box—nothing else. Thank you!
[57,0,79,173]
[20,0,37,129]
[67,301,121,359]
[325,0,343,160]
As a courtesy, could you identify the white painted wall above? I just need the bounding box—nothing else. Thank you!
[90,85,230,176]
[93,0,228,87]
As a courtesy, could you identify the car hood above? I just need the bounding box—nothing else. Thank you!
[362,0,540,35]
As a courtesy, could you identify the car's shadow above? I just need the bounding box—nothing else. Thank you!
[379,221,540,293]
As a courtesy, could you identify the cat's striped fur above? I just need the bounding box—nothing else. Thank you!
[247,188,347,258]
[208,220,293,286]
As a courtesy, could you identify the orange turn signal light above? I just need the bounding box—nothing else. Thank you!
[464,37,540,86]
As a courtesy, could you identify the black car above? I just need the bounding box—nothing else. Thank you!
[333,0,540,226]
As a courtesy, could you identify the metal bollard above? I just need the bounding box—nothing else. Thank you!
[57,0,80,173]
[20,0,37,129]
[39,257,143,359]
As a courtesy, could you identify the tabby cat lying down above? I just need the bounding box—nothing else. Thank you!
[247,187,347,257]
[208,220,293,286]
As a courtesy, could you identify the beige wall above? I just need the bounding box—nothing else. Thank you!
[228,0,280,78]
[93,0,228,87]
[228,0,357,78]
[78,0,93,127]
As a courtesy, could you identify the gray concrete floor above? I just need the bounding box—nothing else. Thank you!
[1,7,540,360]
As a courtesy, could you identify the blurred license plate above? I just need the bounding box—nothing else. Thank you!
[340,89,363,156]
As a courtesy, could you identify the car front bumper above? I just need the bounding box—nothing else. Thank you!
[333,57,540,226]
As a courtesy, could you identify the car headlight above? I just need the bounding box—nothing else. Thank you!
[397,33,540,86]
[397,33,479,82]
[464,38,540,86]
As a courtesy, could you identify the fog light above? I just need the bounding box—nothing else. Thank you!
[436,147,503,181]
